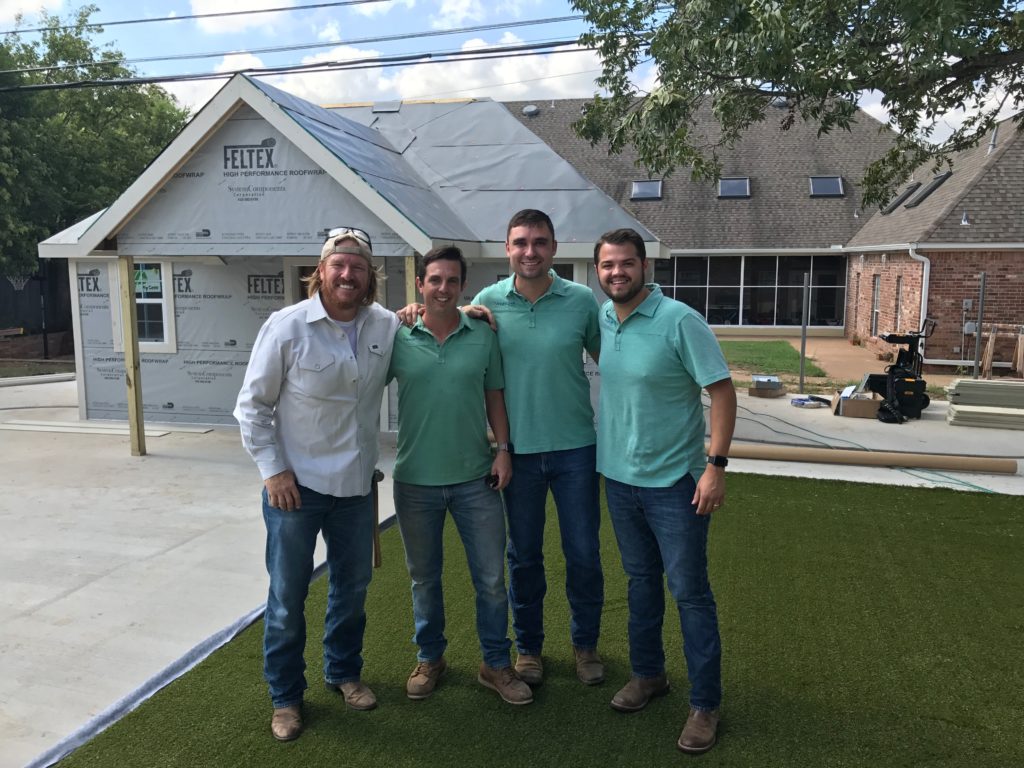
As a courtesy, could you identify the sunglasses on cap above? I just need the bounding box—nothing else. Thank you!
[328,226,372,250]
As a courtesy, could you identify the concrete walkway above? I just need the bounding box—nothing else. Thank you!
[1,374,1021,768]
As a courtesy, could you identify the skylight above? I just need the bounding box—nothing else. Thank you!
[903,171,952,208]
[718,177,750,198]
[630,179,663,200]
[880,182,921,215]
[809,176,844,197]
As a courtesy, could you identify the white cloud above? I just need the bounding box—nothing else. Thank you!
[431,0,485,30]
[379,36,601,101]
[317,21,340,41]
[352,0,416,19]
[0,0,63,27]
[191,0,296,35]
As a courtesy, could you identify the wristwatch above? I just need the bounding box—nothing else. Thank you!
[706,455,729,468]
[496,442,514,454]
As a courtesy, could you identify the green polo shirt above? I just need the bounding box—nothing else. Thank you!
[597,284,731,488]
[388,313,504,486]
[473,272,600,453]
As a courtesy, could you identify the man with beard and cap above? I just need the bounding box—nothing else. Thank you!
[235,228,399,741]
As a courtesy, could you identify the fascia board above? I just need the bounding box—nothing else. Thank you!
[68,77,252,259]
[243,79,433,255]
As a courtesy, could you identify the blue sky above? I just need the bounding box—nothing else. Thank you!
[1,0,627,112]
[2,1,1007,141]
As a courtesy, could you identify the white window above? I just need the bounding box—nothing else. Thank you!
[894,276,902,331]
[809,176,844,197]
[111,261,177,354]
[630,179,663,200]
[871,275,881,337]
[718,177,751,198]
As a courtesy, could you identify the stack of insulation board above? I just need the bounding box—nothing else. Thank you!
[946,379,1024,429]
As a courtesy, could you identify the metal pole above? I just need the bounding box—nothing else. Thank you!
[972,272,987,378]
[799,272,810,393]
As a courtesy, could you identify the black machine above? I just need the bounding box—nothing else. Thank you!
[864,319,937,423]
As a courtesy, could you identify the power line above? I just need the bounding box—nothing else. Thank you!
[0,39,594,93]
[0,15,586,77]
[2,0,395,36]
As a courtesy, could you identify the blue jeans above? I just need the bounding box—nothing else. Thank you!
[393,476,512,669]
[504,444,603,654]
[262,485,374,708]
[604,474,722,711]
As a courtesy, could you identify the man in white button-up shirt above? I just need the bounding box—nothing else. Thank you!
[235,230,399,742]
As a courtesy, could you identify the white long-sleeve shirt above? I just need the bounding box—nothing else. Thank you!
[234,295,400,498]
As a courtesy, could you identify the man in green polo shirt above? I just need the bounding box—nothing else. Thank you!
[472,209,605,688]
[388,244,532,706]
[594,228,736,755]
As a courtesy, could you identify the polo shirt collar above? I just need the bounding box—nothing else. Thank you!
[603,283,663,323]
[509,269,568,300]
[410,309,473,338]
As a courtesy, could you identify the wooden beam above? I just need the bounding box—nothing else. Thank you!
[117,256,147,456]
[405,254,418,305]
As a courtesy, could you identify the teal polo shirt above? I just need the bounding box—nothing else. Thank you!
[473,271,600,453]
[597,284,731,488]
[388,313,504,486]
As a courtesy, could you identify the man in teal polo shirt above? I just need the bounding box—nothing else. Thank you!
[594,228,736,755]
[472,209,605,688]
[388,244,532,706]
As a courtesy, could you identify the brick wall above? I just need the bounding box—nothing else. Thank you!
[846,249,1023,368]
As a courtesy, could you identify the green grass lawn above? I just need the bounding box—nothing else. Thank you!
[720,340,827,377]
[60,475,1024,768]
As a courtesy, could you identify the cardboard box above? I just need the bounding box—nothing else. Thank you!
[830,389,882,419]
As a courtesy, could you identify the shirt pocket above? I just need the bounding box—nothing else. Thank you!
[293,353,338,399]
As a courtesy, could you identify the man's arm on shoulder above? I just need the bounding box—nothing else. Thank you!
[692,377,736,516]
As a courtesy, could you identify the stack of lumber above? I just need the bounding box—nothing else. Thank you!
[946,378,1024,429]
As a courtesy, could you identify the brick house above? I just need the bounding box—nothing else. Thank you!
[508,99,1022,372]
[506,99,896,335]
[847,119,1024,372]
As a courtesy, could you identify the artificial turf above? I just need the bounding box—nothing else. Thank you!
[58,474,1024,767]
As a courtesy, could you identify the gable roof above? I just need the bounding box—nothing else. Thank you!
[849,117,1024,248]
[503,99,897,252]
[40,76,660,261]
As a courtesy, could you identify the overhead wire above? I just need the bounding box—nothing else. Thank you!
[2,0,398,35]
[2,15,587,76]
[0,39,592,93]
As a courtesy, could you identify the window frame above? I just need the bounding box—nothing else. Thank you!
[808,176,845,197]
[717,177,751,198]
[630,179,663,200]
[111,260,178,354]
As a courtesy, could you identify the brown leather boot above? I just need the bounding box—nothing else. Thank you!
[677,707,720,754]
[270,704,303,741]
[610,674,670,712]
[573,647,605,685]
[514,654,543,686]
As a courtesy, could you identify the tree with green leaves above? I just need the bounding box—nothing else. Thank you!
[0,5,188,277]
[571,0,1024,207]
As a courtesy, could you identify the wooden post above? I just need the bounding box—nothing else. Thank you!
[117,256,147,456]
[404,254,418,305]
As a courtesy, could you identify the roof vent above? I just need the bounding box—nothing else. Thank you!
[522,104,540,118]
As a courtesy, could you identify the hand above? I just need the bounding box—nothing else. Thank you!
[692,466,725,516]
[489,449,512,491]
[461,304,497,331]
[265,470,301,511]
[397,303,425,326]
